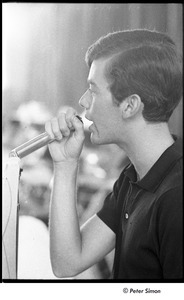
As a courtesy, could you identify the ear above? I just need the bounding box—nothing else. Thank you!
[120,94,143,119]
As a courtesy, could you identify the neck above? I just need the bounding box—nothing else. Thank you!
[119,122,174,180]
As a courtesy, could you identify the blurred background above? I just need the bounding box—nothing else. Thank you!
[2,3,183,280]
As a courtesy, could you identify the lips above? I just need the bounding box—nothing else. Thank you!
[85,114,92,122]
[89,123,94,131]
[85,115,94,131]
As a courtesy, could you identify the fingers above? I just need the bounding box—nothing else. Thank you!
[45,108,84,141]
[45,117,63,141]
[65,107,77,129]
[70,114,84,139]
[65,108,84,139]
[45,120,55,140]
[58,113,70,137]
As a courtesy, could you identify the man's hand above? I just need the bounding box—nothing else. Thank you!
[45,108,85,163]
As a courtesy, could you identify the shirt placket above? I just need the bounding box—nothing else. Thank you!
[122,182,141,224]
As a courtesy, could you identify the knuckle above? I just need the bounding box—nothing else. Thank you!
[62,127,70,135]
[58,112,65,119]
[53,129,61,136]
[65,114,71,122]
[58,113,66,125]
[67,107,76,114]
[66,108,76,119]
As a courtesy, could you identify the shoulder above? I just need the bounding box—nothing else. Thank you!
[156,186,182,210]
[155,186,183,228]
[158,186,182,207]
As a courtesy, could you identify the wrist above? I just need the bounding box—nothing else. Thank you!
[53,160,79,183]
[53,159,79,169]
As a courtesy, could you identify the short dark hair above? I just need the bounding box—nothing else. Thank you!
[85,29,182,122]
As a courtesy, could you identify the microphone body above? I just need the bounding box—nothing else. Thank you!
[9,132,54,158]
[9,115,83,159]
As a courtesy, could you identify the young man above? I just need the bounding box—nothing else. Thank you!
[45,29,183,280]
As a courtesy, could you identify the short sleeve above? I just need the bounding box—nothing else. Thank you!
[97,171,125,234]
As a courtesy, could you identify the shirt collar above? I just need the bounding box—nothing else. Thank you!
[124,137,183,192]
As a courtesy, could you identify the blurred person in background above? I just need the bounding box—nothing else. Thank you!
[3,100,54,226]
[3,100,56,279]
[45,29,183,280]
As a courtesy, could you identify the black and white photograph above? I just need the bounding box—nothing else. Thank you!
[2,2,183,299]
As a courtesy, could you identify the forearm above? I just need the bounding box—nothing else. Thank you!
[49,160,82,277]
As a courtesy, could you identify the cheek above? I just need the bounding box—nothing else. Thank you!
[89,98,101,117]
[90,94,116,124]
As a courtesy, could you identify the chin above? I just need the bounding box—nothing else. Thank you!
[90,133,112,145]
[90,133,101,145]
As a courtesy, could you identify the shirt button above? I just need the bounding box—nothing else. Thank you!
[125,213,129,219]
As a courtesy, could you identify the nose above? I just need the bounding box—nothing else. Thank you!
[79,90,92,109]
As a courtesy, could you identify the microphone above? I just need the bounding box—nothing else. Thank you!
[9,115,83,159]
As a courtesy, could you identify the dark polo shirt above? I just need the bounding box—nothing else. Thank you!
[97,138,183,280]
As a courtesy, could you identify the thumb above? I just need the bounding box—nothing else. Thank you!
[70,115,85,141]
